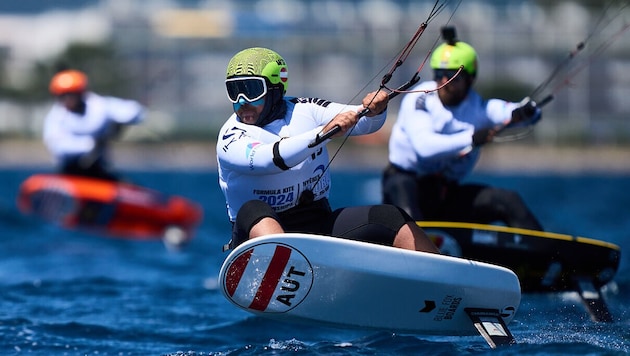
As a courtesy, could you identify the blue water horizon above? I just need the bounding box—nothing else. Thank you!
[1,168,629,355]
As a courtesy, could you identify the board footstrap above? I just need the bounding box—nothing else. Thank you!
[575,278,613,322]
[465,308,516,349]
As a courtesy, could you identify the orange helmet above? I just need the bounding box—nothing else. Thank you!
[49,70,88,95]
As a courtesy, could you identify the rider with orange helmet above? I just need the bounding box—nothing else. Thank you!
[49,69,88,96]
[43,69,145,180]
[382,27,544,233]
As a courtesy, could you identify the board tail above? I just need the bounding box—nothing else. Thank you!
[575,278,613,323]
[465,308,516,349]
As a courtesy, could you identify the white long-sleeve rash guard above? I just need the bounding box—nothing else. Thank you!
[388,81,522,181]
[43,92,144,165]
[217,96,386,222]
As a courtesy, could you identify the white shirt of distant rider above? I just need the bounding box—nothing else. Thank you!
[388,80,520,181]
[217,96,387,222]
[43,92,144,164]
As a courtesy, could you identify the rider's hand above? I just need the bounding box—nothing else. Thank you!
[511,98,541,126]
[323,111,359,137]
[362,90,389,117]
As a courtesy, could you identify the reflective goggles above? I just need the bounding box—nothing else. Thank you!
[434,69,463,81]
[225,76,268,103]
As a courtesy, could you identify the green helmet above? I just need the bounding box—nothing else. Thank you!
[226,47,288,94]
[430,41,477,76]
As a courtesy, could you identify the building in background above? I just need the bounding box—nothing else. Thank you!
[0,0,628,144]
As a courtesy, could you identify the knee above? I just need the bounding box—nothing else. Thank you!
[371,204,416,246]
[375,205,439,253]
[232,200,279,249]
[370,204,413,231]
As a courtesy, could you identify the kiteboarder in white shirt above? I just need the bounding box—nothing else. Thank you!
[217,47,439,254]
[43,69,145,181]
[382,27,543,230]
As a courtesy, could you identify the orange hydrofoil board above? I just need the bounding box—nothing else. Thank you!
[17,174,203,246]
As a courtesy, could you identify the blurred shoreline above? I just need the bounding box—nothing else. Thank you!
[1,139,629,174]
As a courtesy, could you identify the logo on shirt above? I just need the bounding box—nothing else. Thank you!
[246,142,261,158]
[221,126,247,152]
[416,93,427,111]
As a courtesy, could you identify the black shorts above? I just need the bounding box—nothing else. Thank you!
[230,199,413,250]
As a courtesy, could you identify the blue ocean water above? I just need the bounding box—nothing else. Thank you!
[1,168,629,355]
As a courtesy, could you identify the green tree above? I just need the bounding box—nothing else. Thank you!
[12,41,135,102]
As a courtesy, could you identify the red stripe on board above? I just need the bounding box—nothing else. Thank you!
[225,249,253,297]
[249,245,291,311]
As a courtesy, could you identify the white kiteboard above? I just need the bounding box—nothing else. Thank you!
[219,233,521,347]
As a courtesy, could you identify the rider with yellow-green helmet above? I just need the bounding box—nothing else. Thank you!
[430,37,478,78]
[382,26,544,233]
[428,27,479,106]
[225,47,289,127]
[218,46,439,254]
